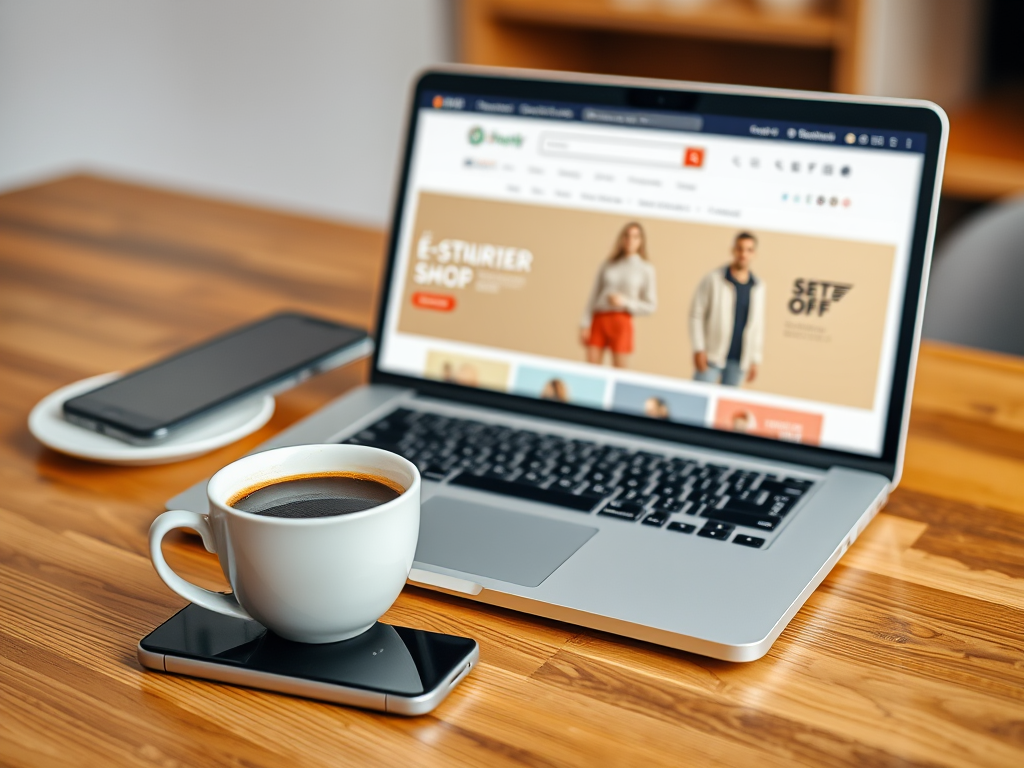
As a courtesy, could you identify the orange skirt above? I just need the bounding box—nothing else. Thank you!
[587,311,633,354]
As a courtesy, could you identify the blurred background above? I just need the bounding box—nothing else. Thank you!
[1,0,1021,350]
[0,0,456,226]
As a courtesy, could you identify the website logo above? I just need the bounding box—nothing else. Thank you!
[789,279,852,316]
[467,126,523,148]
[432,95,465,110]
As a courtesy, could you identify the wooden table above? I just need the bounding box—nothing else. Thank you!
[2,176,1023,768]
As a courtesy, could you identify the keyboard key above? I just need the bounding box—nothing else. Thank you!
[451,472,597,512]
[584,482,615,497]
[515,470,547,487]
[767,495,798,516]
[681,489,712,504]
[759,480,811,497]
[667,521,696,534]
[734,535,765,548]
[616,492,656,508]
[688,502,709,517]
[697,521,734,540]
[714,496,769,515]
[734,488,767,505]
[642,512,670,527]
[599,507,644,521]
[701,508,780,531]
[599,499,645,521]
[655,497,685,513]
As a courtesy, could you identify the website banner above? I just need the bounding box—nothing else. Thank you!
[397,191,894,411]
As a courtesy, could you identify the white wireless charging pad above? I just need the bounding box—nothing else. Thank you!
[29,372,275,466]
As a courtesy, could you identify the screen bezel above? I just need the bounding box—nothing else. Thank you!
[371,69,946,479]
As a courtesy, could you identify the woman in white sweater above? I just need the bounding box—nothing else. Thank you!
[579,222,658,368]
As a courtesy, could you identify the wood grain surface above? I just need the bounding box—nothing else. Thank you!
[1,176,1022,768]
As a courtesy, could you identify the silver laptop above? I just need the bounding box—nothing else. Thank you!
[169,67,947,661]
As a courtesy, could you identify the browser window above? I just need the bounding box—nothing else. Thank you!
[377,91,927,458]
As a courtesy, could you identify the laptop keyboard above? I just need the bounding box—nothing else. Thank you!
[342,408,816,548]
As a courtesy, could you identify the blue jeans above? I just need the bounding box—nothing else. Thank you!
[694,360,744,386]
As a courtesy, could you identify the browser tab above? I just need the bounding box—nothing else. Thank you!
[475,99,514,115]
[518,103,575,120]
[796,128,837,143]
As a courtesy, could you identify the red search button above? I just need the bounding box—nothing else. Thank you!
[684,147,705,167]
[412,292,456,311]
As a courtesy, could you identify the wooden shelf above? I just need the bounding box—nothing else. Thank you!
[462,0,863,98]
[483,0,841,48]
[944,87,1024,200]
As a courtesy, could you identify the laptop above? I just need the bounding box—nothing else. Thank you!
[168,66,947,661]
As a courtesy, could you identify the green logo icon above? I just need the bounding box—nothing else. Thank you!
[468,127,484,145]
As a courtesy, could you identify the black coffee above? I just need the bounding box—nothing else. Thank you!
[231,473,401,519]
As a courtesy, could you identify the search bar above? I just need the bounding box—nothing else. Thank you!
[539,132,703,169]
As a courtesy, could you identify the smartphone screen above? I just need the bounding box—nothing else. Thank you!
[140,604,478,704]
[64,312,369,440]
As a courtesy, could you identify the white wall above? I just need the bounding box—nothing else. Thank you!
[0,0,453,227]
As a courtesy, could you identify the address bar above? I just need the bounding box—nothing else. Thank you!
[539,132,691,168]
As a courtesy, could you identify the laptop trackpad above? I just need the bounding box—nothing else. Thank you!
[414,495,598,588]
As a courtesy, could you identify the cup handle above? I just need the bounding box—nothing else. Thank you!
[149,510,253,621]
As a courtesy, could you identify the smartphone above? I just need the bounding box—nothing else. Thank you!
[138,604,478,715]
[63,312,372,444]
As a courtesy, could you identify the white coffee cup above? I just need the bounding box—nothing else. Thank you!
[149,444,420,644]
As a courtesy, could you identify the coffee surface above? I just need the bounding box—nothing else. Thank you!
[231,473,401,518]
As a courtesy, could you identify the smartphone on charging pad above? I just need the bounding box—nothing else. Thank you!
[63,312,373,445]
[138,604,479,715]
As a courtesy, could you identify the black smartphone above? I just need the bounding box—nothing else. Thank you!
[138,604,478,715]
[63,312,372,444]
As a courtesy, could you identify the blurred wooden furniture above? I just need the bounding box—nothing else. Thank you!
[460,0,1024,200]
[461,0,865,93]
[2,176,1023,767]
[943,86,1024,199]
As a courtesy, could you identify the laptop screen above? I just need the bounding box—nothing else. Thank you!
[376,82,930,459]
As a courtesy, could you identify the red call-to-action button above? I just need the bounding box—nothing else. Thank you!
[412,292,456,311]
[684,147,705,167]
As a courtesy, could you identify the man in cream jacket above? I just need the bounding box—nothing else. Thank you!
[689,232,765,387]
